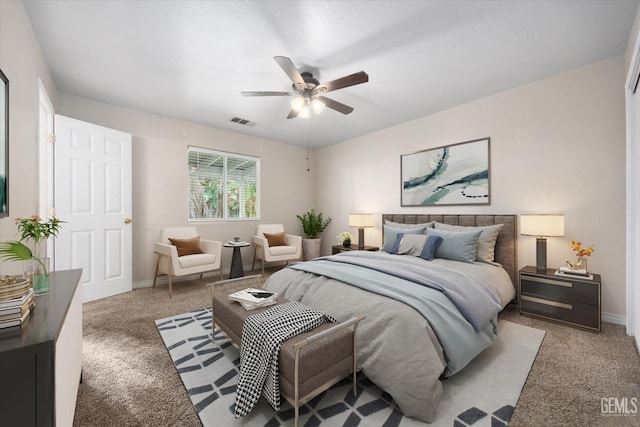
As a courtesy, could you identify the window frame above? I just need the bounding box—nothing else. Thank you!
[187,146,260,222]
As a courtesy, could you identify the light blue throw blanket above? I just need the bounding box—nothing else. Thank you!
[288,250,502,375]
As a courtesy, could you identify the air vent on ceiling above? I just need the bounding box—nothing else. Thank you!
[230,117,256,127]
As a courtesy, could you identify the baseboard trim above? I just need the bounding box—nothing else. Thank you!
[602,312,626,326]
[134,269,230,290]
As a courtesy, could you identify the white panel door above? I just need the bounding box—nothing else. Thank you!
[54,115,132,302]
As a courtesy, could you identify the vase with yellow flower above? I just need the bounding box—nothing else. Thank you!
[567,240,594,273]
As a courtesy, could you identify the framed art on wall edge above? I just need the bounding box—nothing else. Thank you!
[0,68,8,217]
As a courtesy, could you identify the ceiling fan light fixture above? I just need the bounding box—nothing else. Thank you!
[299,106,310,118]
[291,96,305,112]
[311,98,325,114]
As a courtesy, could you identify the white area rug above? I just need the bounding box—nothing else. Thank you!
[155,309,544,426]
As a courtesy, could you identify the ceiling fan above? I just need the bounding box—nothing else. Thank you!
[241,56,369,119]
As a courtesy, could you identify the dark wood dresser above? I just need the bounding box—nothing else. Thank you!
[0,269,83,426]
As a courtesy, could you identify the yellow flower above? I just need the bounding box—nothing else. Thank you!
[570,239,594,257]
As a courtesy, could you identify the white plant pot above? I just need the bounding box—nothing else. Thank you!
[302,238,322,261]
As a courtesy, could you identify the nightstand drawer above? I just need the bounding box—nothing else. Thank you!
[520,295,600,330]
[520,275,598,306]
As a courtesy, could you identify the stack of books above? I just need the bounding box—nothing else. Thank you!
[228,288,278,310]
[0,277,35,329]
[227,240,249,246]
[555,267,593,280]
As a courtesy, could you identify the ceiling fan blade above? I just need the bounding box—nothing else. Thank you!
[319,71,369,93]
[316,96,354,115]
[241,91,292,97]
[274,56,306,90]
[286,109,299,119]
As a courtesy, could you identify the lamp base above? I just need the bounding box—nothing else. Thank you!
[535,237,547,272]
[358,228,365,250]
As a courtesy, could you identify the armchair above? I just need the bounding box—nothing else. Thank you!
[153,227,222,298]
[252,224,302,274]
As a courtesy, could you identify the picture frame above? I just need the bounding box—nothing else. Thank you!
[401,137,490,206]
[0,68,7,217]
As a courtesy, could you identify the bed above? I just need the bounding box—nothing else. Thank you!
[263,214,517,422]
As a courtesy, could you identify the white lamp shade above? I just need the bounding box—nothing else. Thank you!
[349,213,374,228]
[520,214,564,237]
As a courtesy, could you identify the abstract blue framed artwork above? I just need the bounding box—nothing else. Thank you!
[401,138,490,206]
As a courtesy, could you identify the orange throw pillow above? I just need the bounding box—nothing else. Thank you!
[263,232,287,247]
[169,237,204,256]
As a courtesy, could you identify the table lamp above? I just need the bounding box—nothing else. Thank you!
[349,214,374,249]
[520,214,564,272]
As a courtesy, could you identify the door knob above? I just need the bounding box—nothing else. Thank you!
[124,218,132,224]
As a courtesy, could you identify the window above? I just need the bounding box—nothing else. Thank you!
[188,146,259,221]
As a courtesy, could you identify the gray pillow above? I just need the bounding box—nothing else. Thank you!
[382,224,427,252]
[426,228,482,263]
[385,219,434,229]
[433,222,504,263]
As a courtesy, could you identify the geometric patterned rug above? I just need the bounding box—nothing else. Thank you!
[155,309,545,426]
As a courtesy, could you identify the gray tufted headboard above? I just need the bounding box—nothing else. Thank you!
[382,214,518,286]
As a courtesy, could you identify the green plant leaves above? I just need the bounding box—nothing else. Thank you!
[0,241,33,261]
[296,209,332,239]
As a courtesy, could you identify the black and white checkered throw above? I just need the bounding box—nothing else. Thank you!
[234,301,336,418]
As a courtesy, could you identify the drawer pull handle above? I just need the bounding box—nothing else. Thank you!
[521,295,573,310]
[523,276,573,288]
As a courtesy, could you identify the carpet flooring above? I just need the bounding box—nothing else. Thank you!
[73,272,640,426]
[155,309,543,426]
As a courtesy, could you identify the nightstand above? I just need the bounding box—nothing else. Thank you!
[331,245,379,255]
[519,266,601,331]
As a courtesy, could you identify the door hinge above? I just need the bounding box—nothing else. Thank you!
[47,133,55,143]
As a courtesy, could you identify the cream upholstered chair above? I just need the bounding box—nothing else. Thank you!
[153,227,222,298]
[252,224,302,274]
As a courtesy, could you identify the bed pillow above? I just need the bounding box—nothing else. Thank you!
[434,222,503,263]
[420,235,444,260]
[426,228,482,263]
[382,224,427,252]
[168,237,204,257]
[389,233,443,260]
[384,219,435,229]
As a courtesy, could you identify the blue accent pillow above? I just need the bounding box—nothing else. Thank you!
[389,233,443,260]
[426,228,482,263]
[382,225,427,252]
[420,235,444,260]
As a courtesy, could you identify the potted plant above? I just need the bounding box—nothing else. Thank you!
[337,231,353,248]
[0,215,64,294]
[296,209,331,260]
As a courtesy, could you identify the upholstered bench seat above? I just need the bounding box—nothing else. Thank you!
[211,279,364,427]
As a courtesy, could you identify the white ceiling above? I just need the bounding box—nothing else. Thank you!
[24,0,639,149]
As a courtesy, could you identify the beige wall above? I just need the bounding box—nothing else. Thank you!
[0,0,58,276]
[316,56,627,320]
[56,94,316,284]
[0,0,630,320]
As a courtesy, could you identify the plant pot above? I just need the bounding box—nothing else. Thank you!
[342,240,351,248]
[302,238,322,261]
